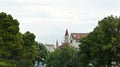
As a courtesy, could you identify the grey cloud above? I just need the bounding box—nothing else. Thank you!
[1,0,120,44]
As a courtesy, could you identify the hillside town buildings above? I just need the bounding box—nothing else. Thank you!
[46,29,88,52]
[45,44,54,52]
[58,29,88,49]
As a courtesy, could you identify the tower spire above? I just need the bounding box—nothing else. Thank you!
[65,29,69,36]
[64,29,69,43]
[56,40,59,48]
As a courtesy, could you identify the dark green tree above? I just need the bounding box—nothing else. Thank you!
[45,46,79,67]
[45,48,61,67]
[80,16,120,67]
[0,12,23,67]
[35,42,48,64]
[18,31,36,67]
[0,12,48,67]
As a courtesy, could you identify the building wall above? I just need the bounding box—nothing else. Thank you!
[70,42,80,48]
[45,45,54,52]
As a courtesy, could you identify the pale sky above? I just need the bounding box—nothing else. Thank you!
[1,0,120,45]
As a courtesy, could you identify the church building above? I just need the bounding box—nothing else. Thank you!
[56,29,88,49]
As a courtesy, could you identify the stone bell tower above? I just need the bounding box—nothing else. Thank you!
[64,29,69,44]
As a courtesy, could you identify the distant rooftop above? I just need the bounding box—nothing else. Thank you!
[70,33,88,39]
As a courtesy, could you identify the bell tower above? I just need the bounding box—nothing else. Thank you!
[64,29,69,43]
[56,40,59,48]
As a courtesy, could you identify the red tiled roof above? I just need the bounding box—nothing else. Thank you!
[71,33,88,40]
[46,44,54,46]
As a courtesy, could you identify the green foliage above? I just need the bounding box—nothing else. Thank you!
[45,46,79,67]
[0,59,17,67]
[45,49,61,67]
[35,42,48,63]
[23,31,35,46]
[0,12,23,66]
[78,53,90,67]
[80,15,120,67]
[0,12,49,67]
[17,59,34,67]
[0,12,42,67]
[19,31,36,67]
[0,61,7,67]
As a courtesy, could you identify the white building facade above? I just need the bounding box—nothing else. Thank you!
[45,44,54,52]
[57,29,88,49]
[70,33,88,49]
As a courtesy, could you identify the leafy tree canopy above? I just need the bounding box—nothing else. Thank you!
[80,16,120,67]
[45,46,79,67]
[0,12,48,67]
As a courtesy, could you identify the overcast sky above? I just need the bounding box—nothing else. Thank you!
[1,0,120,45]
